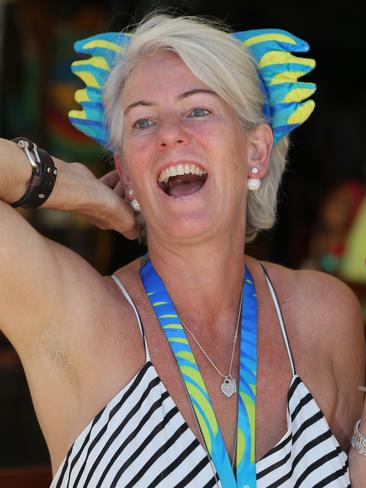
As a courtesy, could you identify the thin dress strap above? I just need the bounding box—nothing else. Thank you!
[111,275,151,362]
[260,264,297,376]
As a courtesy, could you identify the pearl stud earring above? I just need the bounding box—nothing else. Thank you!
[130,199,141,212]
[247,178,261,191]
[247,168,261,190]
[127,188,141,212]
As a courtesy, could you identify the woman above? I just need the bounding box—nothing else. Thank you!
[0,14,365,487]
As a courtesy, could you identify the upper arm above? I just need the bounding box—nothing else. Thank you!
[297,270,365,448]
[327,277,365,446]
[0,201,102,359]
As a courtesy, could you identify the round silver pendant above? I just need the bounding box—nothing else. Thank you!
[220,376,237,397]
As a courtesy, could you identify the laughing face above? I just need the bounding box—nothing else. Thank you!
[119,51,252,245]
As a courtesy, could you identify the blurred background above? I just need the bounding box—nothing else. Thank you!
[0,0,365,485]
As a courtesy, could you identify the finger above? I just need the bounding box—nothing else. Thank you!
[116,210,139,239]
[122,225,139,240]
[113,181,125,199]
[108,193,139,238]
[100,170,121,189]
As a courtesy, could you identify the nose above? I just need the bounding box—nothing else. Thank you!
[157,115,188,149]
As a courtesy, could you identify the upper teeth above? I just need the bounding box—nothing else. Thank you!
[158,164,207,184]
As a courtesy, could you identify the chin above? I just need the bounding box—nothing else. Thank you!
[149,213,222,244]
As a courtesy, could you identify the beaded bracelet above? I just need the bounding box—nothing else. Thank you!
[351,386,366,456]
[352,420,366,456]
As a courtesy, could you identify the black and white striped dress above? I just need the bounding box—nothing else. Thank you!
[52,271,350,487]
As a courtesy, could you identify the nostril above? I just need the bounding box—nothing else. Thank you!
[159,139,184,149]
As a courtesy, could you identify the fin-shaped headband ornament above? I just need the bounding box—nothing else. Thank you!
[69,28,316,147]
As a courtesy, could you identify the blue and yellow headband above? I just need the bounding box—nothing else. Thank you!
[69,28,316,147]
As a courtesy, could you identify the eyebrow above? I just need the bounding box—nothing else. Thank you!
[124,88,218,115]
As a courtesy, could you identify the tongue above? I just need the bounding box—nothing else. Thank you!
[167,174,205,198]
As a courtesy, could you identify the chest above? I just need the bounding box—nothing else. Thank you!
[141,300,293,463]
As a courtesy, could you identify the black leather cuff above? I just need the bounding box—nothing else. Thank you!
[11,137,58,209]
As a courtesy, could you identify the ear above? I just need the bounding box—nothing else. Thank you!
[114,153,131,194]
[247,124,273,178]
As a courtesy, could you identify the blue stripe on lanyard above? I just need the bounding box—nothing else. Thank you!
[140,259,258,487]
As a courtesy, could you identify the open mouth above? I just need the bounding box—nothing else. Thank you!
[158,163,208,198]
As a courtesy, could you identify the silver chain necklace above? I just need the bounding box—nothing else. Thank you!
[180,293,243,398]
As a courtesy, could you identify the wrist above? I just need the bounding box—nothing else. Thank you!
[359,404,366,435]
[41,158,73,211]
[10,138,57,208]
[352,419,366,456]
[0,139,32,203]
[42,160,94,214]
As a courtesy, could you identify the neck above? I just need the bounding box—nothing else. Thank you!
[146,231,246,336]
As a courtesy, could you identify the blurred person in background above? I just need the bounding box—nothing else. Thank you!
[304,180,366,320]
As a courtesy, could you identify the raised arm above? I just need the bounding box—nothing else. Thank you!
[0,137,137,356]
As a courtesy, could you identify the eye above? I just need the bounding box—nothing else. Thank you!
[188,108,211,118]
[133,118,154,130]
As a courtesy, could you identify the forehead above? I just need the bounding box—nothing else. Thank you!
[122,51,211,104]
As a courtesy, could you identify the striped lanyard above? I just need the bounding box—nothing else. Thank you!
[140,259,258,488]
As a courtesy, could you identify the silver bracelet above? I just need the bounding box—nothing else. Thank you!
[351,420,366,456]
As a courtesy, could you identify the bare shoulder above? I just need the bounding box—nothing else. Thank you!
[261,261,364,344]
[261,260,365,447]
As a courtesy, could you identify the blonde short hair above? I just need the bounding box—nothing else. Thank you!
[104,14,289,242]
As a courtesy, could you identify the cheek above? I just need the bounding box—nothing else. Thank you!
[123,135,154,169]
[194,122,225,144]
[122,142,157,198]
